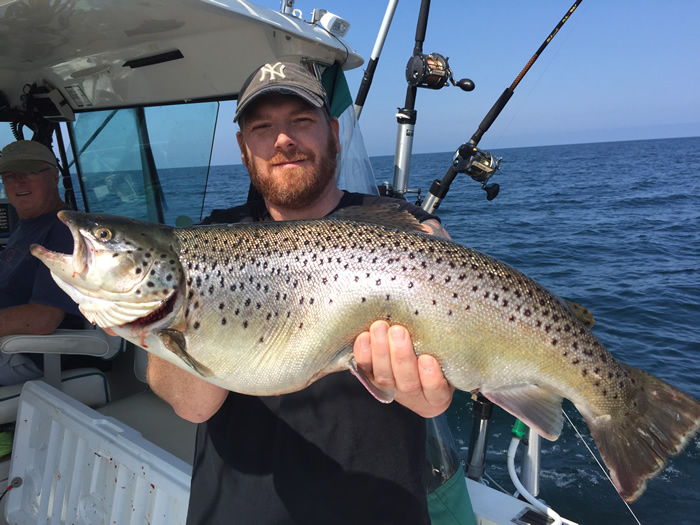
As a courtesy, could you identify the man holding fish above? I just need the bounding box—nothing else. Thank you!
[32,60,700,517]
[147,62,453,524]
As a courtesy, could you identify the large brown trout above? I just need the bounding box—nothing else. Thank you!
[32,208,700,503]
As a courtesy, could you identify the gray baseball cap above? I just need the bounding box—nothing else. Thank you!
[0,140,57,174]
[234,62,330,123]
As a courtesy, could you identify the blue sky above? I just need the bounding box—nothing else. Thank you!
[2,1,699,165]
[213,0,700,163]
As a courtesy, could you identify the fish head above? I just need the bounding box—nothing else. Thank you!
[31,210,183,328]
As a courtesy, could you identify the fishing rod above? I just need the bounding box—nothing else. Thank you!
[421,0,583,213]
[353,0,399,119]
[388,0,475,200]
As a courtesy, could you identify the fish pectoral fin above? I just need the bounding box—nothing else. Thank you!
[347,358,395,403]
[157,329,213,377]
[483,385,564,441]
[564,299,595,329]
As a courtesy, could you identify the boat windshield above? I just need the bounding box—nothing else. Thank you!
[66,102,219,225]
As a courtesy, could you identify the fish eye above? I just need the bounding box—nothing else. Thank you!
[95,228,112,241]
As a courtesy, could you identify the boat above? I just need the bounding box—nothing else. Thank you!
[0,1,635,523]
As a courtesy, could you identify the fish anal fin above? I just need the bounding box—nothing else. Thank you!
[347,358,395,403]
[483,385,564,441]
[157,328,214,377]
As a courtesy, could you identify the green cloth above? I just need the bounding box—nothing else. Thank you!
[321,64,353,118]
[427,467,477,525]
[0,431,13,457]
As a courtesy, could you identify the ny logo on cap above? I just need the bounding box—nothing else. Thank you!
[259,62,287,82]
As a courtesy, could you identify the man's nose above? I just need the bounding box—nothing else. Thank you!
[274,127,297,150]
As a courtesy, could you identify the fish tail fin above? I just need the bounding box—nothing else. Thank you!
[584,364,700,502]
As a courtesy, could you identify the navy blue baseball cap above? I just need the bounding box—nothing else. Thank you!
[234,62,330,123]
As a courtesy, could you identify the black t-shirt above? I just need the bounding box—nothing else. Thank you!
[187,192,437,524]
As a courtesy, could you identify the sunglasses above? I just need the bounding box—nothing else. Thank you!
[1,166,53,184]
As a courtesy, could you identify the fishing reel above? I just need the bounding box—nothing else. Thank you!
[453,143,502,200]
[405,53,474,91]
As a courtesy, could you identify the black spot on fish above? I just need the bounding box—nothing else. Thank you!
[193,322,200,329]
[243,321,248,329]
[222,318,227,325]
[147,281,155,288]
[552,338,558,346]
[135,268,142,274]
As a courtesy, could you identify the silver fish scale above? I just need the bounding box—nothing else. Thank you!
[169,218,633,407]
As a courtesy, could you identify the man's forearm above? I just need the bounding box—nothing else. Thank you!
[146,354,229,423]
[0,303,65,337]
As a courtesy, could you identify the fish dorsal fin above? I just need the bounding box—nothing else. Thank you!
[564,299,595,328]
[329,204,430,234]
[483,385,564,441]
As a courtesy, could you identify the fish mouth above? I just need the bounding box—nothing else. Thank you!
[59,209,91,275]
[30,210,89,277]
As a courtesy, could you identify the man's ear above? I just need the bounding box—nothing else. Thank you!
[236,132,248,167]
[331,117,340,154]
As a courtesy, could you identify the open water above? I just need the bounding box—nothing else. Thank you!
[202,136,700,524]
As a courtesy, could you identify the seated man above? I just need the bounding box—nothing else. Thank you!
[0,139,84,385]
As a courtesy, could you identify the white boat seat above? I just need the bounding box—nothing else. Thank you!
[0,327,123,425]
